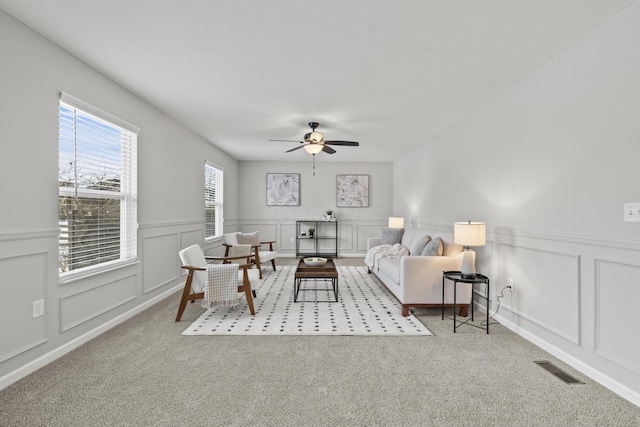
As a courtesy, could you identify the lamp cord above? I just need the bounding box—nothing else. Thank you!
[481,285,511,327]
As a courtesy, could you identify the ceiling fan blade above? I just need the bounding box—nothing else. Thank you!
[324,140,359,146]
[285,145,306,153]
[322,145,336,154]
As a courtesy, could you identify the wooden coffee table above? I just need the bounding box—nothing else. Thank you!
[294,258,339,302]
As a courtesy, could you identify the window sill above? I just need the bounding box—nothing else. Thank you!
[59,259,139,285]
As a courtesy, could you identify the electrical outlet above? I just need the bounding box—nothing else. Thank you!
[290,237,294,243]
[508,278,514,293]
[32,299,45,318]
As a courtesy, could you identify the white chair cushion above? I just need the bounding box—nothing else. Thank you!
[242,268,261,289]
[178,244,207,293]
[237,231,260,246]
[231,244,252,257]
[258,250,278,263]
[223,232,239,246]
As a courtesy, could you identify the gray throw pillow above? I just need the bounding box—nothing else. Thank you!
[410,234,431,255]
[237,231,260,246]
[380,227,404,245]
[421,237,443,256]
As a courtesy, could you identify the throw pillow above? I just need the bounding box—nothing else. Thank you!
[409,234,431,256]
[237,231,260,246]
[421,237,443,256]
[230,244,252,257]
[380,227,404,245]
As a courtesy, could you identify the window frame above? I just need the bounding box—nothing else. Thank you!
[205,161,224,240]
[58,92,139,280]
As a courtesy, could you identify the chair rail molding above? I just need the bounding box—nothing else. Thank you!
[0,228,59,242]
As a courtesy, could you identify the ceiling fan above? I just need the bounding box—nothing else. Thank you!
[269,122,359,156]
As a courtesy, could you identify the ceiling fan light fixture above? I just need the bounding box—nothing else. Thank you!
[304,143,324,155]
[308,131,323,143]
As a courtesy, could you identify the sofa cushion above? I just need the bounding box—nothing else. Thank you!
[237,231,260,246]
[409,234,431,255]
[399,228,430,250]
[380,228,404,245]
[427,232,459,256]
[378,257,401,284]
[421,237,443,256]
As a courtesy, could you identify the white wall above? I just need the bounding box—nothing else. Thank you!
[393,2,640,405]
[0,10,239,387]
[3,0,640,406]
[237,161,393,256]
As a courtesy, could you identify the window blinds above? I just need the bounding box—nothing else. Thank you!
[59,93,138,276]
[205,162,223,239]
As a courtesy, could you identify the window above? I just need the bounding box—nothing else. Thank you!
[58,93,138,276]
[205,162,223,239]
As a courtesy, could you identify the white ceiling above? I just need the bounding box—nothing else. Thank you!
[0,0,634,162]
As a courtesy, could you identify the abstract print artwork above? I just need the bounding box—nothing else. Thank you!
[266,173,300,206]
[336,174,369,207]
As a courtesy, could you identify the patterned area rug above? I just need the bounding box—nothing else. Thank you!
[182,265,431,336]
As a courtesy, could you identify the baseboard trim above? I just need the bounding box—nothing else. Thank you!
[0,283,184,391]
[494,313,640,407]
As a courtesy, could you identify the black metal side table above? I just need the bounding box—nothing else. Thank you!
[442,271,490,334]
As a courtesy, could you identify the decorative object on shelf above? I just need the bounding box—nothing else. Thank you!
[266,173,300,206]
[308,228,315,237]
[454,221,486,278]
[388,216,404,229]
[303,257,327,267]
[322,210,336,221]
[336,174,369,207]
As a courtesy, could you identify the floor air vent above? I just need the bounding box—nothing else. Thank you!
[534,361,584,384]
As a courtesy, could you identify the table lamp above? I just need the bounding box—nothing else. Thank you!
[454,221,486,278]
[388,217,404,229]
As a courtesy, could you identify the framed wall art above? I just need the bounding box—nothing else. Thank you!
[266,173,300,206]
[336,174,369,207]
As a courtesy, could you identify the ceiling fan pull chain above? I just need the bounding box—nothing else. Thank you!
[313,155,316,175]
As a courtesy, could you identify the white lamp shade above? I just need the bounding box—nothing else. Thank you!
[388,217,404,229]
[304,143,323,155]
[454,222,486,247]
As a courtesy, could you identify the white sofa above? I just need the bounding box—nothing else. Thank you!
[366,227,472,317]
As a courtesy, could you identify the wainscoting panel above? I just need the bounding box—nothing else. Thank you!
[180,228,204,250]
[223,222,239,235]
[337,224,353,252]
[474,240,493,299]
[356,225,384,251]
[142,232,179,294]
[279,223,297,252]
[60,274,137,332]
[499,243,581,344]
[0,252,48,363]
[595,259,640,375]
[240,224,278,243]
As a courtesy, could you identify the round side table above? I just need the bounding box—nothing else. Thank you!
[442,271,490,334]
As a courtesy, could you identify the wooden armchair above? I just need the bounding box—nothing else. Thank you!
[223,232,278,279]
[176,244,260,322]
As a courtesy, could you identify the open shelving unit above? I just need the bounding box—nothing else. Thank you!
[295,220,338,258]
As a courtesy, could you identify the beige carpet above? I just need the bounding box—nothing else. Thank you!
[1,259,639,426]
